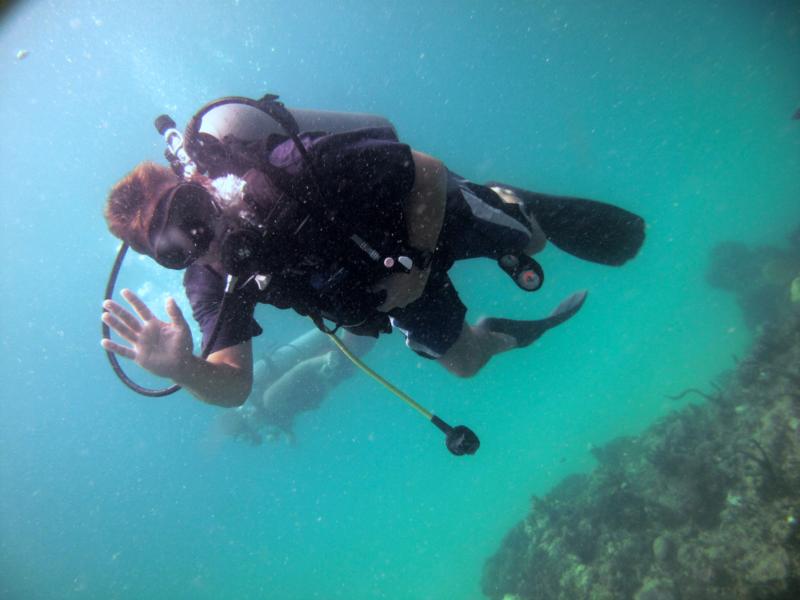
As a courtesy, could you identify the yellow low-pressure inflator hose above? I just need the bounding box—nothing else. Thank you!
[326,333,432,419]
[325,332,480,456]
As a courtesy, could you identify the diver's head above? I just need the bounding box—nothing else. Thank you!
[107,162,294,277]
[105,161,183,258]
[106,162,223,269]
[106,162,255,272]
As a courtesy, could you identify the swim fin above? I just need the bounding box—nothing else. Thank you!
[485,182,645,266]
[477,290,588,348]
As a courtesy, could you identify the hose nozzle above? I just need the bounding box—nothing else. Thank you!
[431,415,480,456]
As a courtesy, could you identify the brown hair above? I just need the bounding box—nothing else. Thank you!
[104,162,179,255]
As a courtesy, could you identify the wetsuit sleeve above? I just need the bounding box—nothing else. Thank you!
[183,265,263,353]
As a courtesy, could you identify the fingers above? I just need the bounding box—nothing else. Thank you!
[121,289,155,322]
[103,298,143,334]
[101,338,136,360]
[165,297,189,329]
[101,311,139,343]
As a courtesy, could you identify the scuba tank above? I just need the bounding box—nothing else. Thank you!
[179,94,398,179]
[193,100,396,146]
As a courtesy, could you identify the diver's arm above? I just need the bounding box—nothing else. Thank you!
[101,289,252,407]
[171,342,253,408]
[373,150,447,311]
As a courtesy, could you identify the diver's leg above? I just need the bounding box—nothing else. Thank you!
[438,290,588,377]
[486,182,645,266]
[255,329,334,388]
[437,321,515,378]
[442,177,541,263]
[490,186,546,254]
[391,268,587,376]
[340,330,377,357]
[389,271,469,363]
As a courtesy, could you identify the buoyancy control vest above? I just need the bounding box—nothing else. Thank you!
[179,94,417,335]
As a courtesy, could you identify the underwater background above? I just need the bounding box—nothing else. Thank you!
[0,1,798,598]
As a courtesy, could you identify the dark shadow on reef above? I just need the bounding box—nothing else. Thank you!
[482,307,800,598]
[705,226,800,332]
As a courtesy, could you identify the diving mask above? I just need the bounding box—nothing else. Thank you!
[149,183,218,269]
[148,178,274,276]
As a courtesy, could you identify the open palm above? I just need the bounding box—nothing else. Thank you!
[102,289,194,379]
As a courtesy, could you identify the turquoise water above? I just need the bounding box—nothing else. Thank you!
[1,1,798,598]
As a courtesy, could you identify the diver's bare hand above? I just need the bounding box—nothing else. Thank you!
[101,289,194,380]
[372,265,431,312]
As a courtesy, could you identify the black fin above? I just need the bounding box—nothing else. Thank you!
[486,182,645,266]
[479,290,587,348]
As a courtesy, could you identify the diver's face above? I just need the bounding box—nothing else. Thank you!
[148,182,220,270]
[150,174,261,274]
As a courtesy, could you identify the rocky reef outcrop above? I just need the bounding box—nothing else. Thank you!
[482,313,800,600]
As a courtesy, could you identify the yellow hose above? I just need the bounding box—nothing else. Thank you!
[326,332,433,420]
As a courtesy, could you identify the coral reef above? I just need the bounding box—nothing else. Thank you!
[482,312,800,600]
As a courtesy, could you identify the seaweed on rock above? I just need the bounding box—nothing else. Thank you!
[482,313,800,600]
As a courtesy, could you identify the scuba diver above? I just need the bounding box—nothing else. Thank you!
[100,94,645,410]
[216,329,375,445]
